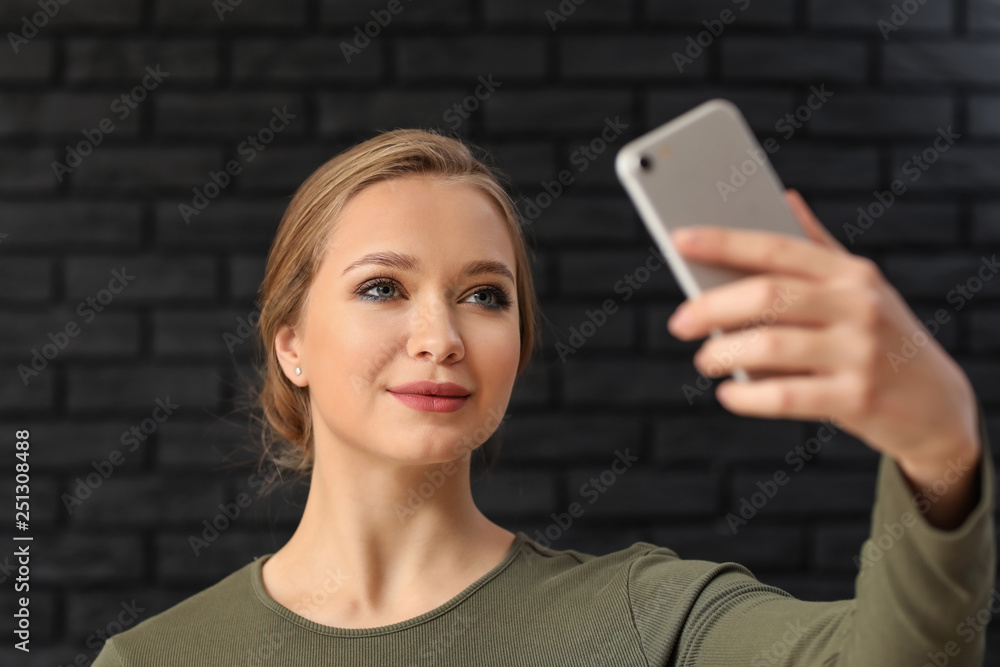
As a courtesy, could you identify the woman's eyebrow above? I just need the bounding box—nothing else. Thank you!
[341,251,515,284]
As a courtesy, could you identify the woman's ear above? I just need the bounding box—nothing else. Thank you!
[275,324,307,386]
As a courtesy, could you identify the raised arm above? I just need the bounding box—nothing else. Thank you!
[649,190,997,665]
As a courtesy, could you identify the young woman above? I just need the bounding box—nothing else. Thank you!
[93,128,994,666]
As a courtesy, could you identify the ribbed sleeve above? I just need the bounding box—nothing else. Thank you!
[628,397,995,666]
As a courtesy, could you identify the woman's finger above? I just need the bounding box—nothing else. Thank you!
[695,325,857,378]
[668,275,862,340]
[715,372,854,422]
[672,221,861,283]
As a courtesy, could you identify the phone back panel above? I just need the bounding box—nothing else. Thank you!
[615,98,807,298]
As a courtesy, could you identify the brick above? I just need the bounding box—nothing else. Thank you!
[964,361,1000,404]
[230,255,265,301]
[34,533,142,585]
[64,590,184,643]
[1,420,148,469]
[0,148,57,193]
[809,93,952,137]
[566,128,633,187]
[476,141,556,187]
[483,90,632,133]
[155,530,293,584]
[66,39,217,83]
[527,195,637,242]
[560,36,706,79]
[0,202,141,248]
[972,203,1000,243]
[0,309,138,359]
[485,0,629,26]
[152,308,264,357]
[970,311,1000,352]
[541,302,636,357]
[810,200,960,247]
[651,414,805,464]
[70,475,227,525]
[885,43,1000,84]
[0,258,50,301]
[507,360,550,407]
[157,418,252,468]
[501,414,644,462]
[969,0,1000,31]
[0,365,54,409]
[64,255,215,302]
[0,0,139,26]
[648,0,794,26]
[769,143,879,190]
[69,147,223,194]
[323,0,471,26]
[889,146,1000,191]
[563,468,718,516]
[0,92,141,137]
[233,38,381,82]
[970,96,1000,137]
[556,247,678,299]
[0,37,52,79]
[231,146,344,192]
[471,469,558,515]
[319,90,471,135]
[155,93,303,138]
[807,426,881,463]
[397,37,544,80]
[813,522,874,571]
[729,469,876,516]
[563,359,713,407]
[809,0,951,30]
[526,250,550,297]
[156,200,284,247]
[236,478,309,527]
[723,38,868,82]
[883,253,1000,299]
[65,366,219,412]
[154,0,306,26]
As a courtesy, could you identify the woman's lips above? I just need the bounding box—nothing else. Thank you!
[388,391,469,413]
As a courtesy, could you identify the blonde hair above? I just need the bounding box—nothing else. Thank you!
[242,128,543,498]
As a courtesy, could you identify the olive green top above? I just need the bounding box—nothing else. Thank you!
[93,404,995,666]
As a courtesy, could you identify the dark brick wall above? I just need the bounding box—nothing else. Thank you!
[0,0,998,664]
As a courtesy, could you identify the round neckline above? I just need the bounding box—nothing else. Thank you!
[249,530,529,637]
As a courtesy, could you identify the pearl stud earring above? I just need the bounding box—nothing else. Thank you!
[295,367,301,376]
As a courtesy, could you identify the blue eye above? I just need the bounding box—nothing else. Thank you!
[355,278,512,311]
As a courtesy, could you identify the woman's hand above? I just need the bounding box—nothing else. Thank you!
[666,190,982,528]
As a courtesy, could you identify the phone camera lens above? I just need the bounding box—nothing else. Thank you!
[639,155,653,171]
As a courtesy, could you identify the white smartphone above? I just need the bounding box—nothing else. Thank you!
[615,98,808,384]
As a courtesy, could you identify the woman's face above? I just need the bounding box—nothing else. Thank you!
[278,174,521,466]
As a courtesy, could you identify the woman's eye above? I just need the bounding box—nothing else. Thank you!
[357,279,511,310]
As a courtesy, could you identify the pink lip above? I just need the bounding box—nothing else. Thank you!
[389,393,470,413]
[386,381,471,397]
[386,381,472,414]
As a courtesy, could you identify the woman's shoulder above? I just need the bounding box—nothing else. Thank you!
[514,531,740,586]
